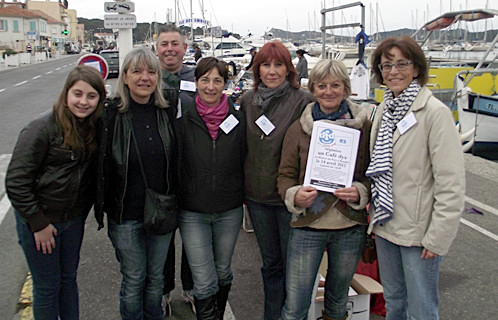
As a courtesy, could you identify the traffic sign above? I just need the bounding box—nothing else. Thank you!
[78,54,109,80]
[104,1,135,13]
[104,14,137,29]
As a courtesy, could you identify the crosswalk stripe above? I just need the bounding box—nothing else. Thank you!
[0,194,11,225]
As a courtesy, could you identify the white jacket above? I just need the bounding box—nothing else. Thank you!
[368,86,465,256]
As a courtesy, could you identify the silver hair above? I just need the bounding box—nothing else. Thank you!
[308,59,352,97]
[115,48,167,112]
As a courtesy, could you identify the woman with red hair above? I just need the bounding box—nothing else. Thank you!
[240,41,312,320]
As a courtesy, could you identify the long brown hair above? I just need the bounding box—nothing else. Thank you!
[53,65,106,156]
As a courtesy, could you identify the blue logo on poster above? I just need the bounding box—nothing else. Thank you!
[318,129,335,144]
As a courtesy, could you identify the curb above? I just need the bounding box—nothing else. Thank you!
[14,273,33,320]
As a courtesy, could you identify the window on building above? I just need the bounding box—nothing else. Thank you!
[29,21,36,31]
[13,20,19,32]
[40,21,47,33]
[0,20,8,31]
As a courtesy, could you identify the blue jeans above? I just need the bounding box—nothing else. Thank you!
[179,206,242,299]
[108,219,173,320]
[246,200,292,320]
[281,225,366,320]
[376,236,442,320]
[15,211,85,320]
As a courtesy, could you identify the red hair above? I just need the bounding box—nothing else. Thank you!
[252,41,299,91]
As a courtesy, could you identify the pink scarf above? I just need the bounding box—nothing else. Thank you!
[196,94,229,140]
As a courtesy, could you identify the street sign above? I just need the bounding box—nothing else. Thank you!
[104,1,135,13]
[104,14,137,29]
[78,54,109,80]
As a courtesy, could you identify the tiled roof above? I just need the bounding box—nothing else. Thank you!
[0,6,45,19]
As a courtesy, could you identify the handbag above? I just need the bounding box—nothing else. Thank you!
[130,123,178,235]
[361,233,377,264]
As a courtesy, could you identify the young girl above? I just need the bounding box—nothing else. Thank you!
[6,65,106,320]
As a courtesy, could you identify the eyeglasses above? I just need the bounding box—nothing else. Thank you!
[378,60,413,72]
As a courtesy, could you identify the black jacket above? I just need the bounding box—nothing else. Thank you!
[6,111,95,232]
[95,98,176,229]
[176,100,246,213]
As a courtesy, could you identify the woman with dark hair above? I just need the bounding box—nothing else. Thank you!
[6,65,106,320]
[177,57,246,320]
[240,41,312,320]
[368,36,465,320]
[95,48,176,320]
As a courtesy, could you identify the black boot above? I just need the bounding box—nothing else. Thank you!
[216,283,231,320]
[194,295,217,320]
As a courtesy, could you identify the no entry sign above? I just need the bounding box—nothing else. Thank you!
[78,54,109,80]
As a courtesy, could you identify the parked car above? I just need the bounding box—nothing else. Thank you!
[64,42,80,54]
[82,43,91,53]
[99,50,119,78]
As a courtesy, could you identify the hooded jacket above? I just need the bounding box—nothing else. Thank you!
[278,101,371,228]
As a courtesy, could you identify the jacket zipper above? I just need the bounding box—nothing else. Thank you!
[212,139,216,212]
[156,110,170,194]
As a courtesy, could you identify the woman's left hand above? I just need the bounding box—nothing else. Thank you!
[421,248,439,259]
[334,186,359,203]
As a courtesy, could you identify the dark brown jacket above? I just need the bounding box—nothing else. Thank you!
[240,86,312,205]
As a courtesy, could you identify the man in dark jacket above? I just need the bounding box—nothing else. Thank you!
[193,43,202,62]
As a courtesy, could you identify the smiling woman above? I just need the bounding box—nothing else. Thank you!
[95,48,176,320]
[368,36,465,320]
[5,65,106,320]
[176,57,246,319]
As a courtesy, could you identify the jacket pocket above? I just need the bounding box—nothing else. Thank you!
[414,185,423,224]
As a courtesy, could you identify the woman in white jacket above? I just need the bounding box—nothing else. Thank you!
[367,36,465,320]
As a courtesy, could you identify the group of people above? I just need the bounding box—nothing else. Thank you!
[6,27,465,320]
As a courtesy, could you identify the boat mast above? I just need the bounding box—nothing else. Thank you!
[190,0,193,41]
[484,0,489,42]
[174,0,177,25]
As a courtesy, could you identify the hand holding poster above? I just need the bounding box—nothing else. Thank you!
[303,121,360,193]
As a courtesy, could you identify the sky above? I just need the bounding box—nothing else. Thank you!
[69,0,498,37]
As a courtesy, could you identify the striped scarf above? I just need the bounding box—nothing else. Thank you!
[366,80,421,225]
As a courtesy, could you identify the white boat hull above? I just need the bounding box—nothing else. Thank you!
[457,86,498,144]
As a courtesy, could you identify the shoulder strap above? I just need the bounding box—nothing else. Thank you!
[129,112,173,194]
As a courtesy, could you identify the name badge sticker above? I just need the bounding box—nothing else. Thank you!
[220,114,239,134]
[397,112,417,135]
[180,80,196,92]
[255,115,275,136]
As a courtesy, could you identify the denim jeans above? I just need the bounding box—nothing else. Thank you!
[108,219,173,320]
[179,206,242,299]
[376,236,441,320]
[163,232,193,294]
[246,200,292,320]
[15,211,84,320]
[281,225,366,320]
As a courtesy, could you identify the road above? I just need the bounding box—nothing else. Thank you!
[0,55,497,320]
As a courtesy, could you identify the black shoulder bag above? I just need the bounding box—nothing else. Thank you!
[130,123,178,235]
